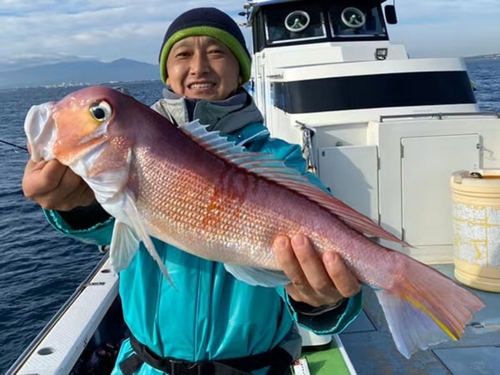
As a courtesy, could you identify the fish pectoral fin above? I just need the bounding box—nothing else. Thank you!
[122,192,176,288]
[109,221,141,273]
[374,290,450,359]
[224,264,290,287]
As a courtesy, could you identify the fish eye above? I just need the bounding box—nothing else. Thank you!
[90,101,112,122]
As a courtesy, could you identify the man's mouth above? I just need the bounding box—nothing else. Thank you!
[188,82,216,89]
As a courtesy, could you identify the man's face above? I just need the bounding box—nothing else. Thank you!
[166,36,241,101]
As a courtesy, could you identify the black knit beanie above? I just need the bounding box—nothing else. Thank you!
[158,8,251,85]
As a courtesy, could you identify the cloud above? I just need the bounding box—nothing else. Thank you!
[388,0,500,57]
[395,0,500,19]
[0,0,246,64]
[0,0,498,65]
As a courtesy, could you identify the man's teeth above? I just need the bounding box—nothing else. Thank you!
[190,83,214,89]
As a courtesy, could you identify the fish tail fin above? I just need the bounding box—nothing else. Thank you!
[377,257,485,358]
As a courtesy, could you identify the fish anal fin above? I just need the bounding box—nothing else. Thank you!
[224,264,290,287]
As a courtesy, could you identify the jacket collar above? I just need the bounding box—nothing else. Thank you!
[159,87,264,134]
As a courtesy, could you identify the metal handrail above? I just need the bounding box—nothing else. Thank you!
[379,111,500,122]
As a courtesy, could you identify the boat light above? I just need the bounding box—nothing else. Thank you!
[375,48,388,60]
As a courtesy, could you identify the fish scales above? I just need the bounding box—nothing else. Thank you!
[130,140,350,269]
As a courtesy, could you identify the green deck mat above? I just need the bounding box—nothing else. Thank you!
[299,339,351,375]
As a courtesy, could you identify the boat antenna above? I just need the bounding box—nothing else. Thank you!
[0,139,28,152]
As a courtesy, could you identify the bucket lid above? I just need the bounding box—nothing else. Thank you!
[452,169,500,187]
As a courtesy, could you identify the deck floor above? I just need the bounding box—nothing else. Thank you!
[301,341,351,375]
[339,264,500,375]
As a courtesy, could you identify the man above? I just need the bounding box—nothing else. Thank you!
[22,7,362,375]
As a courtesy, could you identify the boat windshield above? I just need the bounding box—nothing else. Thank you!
[328,3,386,38]
[262,1,387,45]
[265,3,327,44]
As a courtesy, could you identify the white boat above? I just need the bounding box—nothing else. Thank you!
[7,1,500,374]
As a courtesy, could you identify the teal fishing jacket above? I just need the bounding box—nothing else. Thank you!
[44,120,362,375]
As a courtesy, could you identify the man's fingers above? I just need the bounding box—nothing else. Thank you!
[323,251,361,297]
[38,160,69,190]
[274,235,309,289]
[22,158,94,211]
[290,235,337,297]
[43,168,94,210]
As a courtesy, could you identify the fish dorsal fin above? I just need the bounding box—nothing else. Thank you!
[179,120,407,245]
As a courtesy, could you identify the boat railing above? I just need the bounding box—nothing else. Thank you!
[379,111,500,122]
[5,254,118,375]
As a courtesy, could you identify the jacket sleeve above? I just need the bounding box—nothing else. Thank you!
[254,137,363,335]
[43,206,114,247]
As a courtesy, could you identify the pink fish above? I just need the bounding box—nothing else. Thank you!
[24,86,484,358]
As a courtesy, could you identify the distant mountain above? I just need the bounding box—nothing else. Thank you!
[465,53,500,61]
[0,58,159,89]
[0,54,98,73]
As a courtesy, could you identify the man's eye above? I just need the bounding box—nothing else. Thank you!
[209,49,224,55]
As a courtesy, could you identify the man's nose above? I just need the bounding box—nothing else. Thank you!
[190,53,210,75]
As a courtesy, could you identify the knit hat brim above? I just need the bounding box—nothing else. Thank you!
[159,26,251,85]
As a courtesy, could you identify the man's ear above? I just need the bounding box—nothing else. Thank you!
[238,76,243,85]
[166,77,170,86]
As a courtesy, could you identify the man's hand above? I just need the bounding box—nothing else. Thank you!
[274,234,361,307]
[22,159,95,211]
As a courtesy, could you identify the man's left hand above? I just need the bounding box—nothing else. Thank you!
[274,234,361,307]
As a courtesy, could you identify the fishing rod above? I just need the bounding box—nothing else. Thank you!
[0,139,28,152]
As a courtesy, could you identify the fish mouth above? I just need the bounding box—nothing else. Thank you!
[24,102,56,162]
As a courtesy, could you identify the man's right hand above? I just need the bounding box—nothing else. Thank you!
[22,159,95,211]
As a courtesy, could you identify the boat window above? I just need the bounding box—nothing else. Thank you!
[328,3,386,38]
[273,71,476,114]
[265,3,327,44]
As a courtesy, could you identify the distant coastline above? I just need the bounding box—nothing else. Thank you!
[0,58,159,90]
[0,79,163,92]
[465,53,500,61]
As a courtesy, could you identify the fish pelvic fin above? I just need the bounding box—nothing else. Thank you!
[179,120,407,246]
[377,257,485,358]
[121,192,176,289]
[109,221,140,273]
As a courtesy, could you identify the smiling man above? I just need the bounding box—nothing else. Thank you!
[22,7,362,375]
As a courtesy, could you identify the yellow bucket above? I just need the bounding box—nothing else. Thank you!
[451,169,500,292]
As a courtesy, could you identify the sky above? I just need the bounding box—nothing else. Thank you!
[0,0,499,68]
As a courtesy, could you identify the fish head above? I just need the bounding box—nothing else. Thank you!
[24,86,141,203]
[25,86,132,167]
